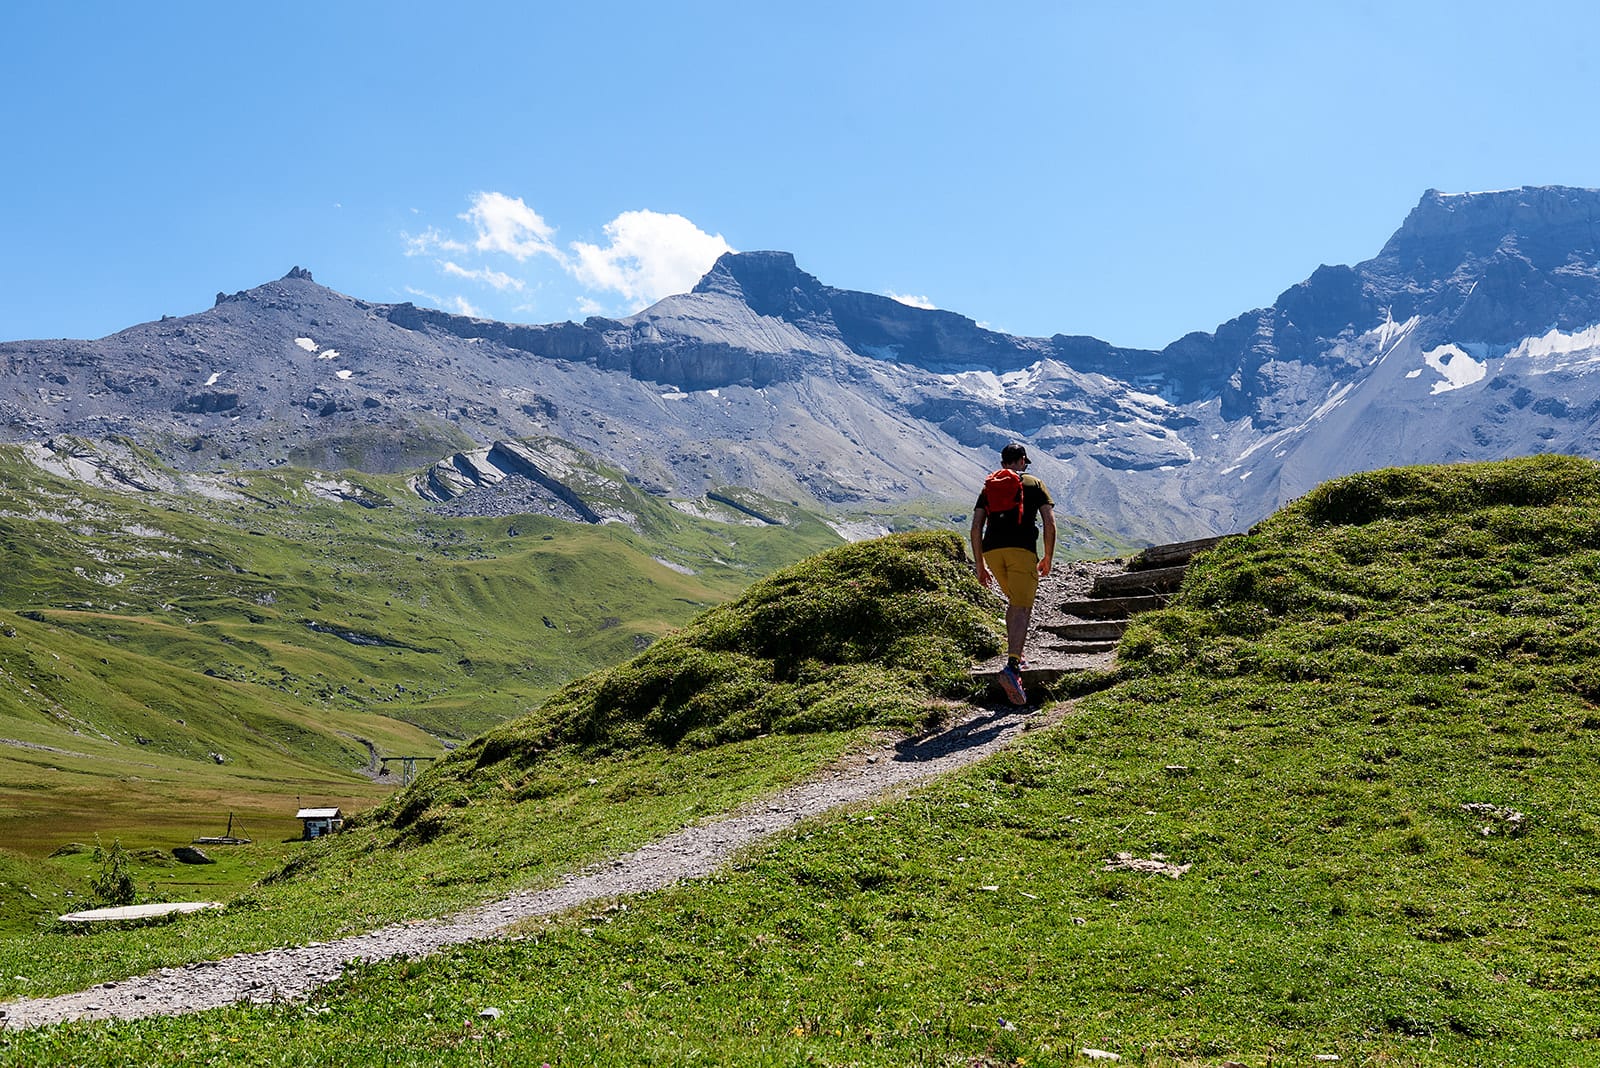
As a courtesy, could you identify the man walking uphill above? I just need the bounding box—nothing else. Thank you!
[970,442,1056,705]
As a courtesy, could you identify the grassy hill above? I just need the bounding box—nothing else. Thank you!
[6,454,1600,1065]
[0,441,843,881]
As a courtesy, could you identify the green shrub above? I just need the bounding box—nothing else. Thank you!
[448,531,1000,776]
[89,837,136,907]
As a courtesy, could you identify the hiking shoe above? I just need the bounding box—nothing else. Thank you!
[996,664,1027,706]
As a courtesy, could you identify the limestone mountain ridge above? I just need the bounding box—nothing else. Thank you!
[7,185,1600,543]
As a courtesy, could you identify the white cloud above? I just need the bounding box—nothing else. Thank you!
[405,195,731,320]
[568,210,732,305]
[403,227,469,257]
[442,261,525,291]
[889,291,937,309]
[463,191,561,262]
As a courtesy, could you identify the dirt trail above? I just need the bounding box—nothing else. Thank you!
[1,701,1064,1031]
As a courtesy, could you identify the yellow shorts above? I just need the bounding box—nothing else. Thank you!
[984,547,1039,608]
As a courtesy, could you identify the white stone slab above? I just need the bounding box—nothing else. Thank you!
[59,902,222,923]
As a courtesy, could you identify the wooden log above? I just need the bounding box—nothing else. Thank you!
[1056,594,1169,618]
[1130,534,1231,570]
[1091,564,1190,597]
[1039,620,1127,641]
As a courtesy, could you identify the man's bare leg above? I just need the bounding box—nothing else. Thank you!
[1006,604,1032,662]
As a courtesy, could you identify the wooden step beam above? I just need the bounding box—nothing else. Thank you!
[1056,594,1169,618]
[1091,564,1190,596]
[1038,640,1119,655]
[1040,620,1127,641]
[967,662,1111,703]
[1130,535,1229,570]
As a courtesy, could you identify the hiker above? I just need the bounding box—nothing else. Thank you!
[970,442,1056,705]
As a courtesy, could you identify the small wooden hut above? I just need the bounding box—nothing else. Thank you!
[295,807,344,840]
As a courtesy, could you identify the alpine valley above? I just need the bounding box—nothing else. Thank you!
[4,185,1600,849]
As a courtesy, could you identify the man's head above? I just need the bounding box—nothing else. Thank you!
[1000,442,1030,470]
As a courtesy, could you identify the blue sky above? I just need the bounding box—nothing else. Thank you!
[6,1,1600,351]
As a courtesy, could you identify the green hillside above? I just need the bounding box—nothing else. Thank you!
[7,454,1600,1065]
[0,442,843,861]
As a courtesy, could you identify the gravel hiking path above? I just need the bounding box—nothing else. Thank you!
[1,702,1067,1030]
[1,556,1118,1031]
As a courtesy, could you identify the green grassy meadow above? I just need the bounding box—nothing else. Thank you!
[6,455,1600,1065]
[0,442,843,907]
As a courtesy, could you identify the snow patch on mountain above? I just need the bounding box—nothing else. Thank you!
[1504,323,1600,373]
[1223,425,1296,475]
[940,366,1044,401]
[1417,344,1488,394]
[1131,390,1171,409]
[1311,381,1359,420]
[1369,314,1420,364]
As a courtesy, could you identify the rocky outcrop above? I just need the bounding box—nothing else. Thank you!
[413,440,606,524]
[490,441,604,522]
[383,297,806,391]
[178,391,241,414]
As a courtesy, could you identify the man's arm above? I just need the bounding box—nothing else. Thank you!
[969,507,992,587]
[1037,504,1056,577]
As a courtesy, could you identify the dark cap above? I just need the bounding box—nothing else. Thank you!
[1000,442,1029,464]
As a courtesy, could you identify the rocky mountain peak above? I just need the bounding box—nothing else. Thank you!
[1376,186,1600,278]
[691,251,828,318]
[1359,186,1600,343]
[284,266,315,282]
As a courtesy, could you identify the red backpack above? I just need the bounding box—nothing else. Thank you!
[982,468,1025,524]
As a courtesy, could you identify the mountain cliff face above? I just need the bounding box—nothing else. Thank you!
[6,185,1600,544]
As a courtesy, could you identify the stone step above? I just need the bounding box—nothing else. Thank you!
[1056,594,1169,618]
[1091,563,1190,597]
[1130,535,1229,570]
[1039,619,1127,641]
